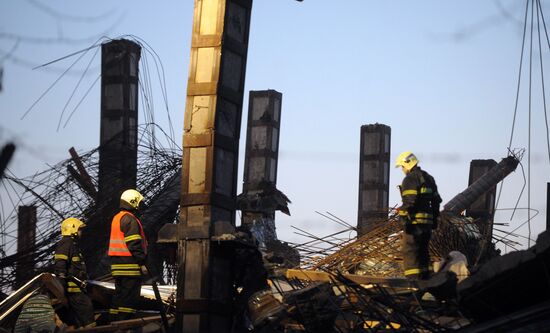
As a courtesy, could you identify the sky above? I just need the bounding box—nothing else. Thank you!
[1,0,549,253]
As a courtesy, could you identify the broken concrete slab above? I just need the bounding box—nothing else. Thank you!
[458,231,550,322]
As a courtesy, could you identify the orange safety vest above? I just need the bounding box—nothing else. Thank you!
[108,211,147,257]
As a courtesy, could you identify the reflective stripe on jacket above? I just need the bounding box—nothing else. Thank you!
[53,236,88,290]
[398,166,442,225]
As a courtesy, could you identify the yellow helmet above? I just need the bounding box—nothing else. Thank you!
[120,189,144,210]
[395,151,419,172]
[61,218,86,237]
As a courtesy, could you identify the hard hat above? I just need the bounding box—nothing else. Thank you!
[120,189,144,210]
[61,218,86,237]
[395,151,419,172]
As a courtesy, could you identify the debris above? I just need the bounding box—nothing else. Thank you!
[458,230,550,322]
[444,155,520,214]
[434,250,470,283]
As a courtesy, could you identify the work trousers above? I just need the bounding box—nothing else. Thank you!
[111,277,142,321]
[67,291,95,327]
[402,224,432,280]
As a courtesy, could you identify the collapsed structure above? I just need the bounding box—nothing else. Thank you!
[1,0,548,331]
[3,118,541,332]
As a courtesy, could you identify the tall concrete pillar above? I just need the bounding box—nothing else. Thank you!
[86,39,141,277]
[241,89,283,245]
[466,159,498,239]
[177,0,252,331]
[15,205,36,288]
[357,124,391,236]
[547,183,550,232]
[98,39,141,214]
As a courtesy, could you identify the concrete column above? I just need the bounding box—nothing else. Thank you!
[97,39,141,215]
[466,159,498,239]
[546,183,549,232]
[357,124,391,236]
[177,1,252,331]
[15,205,36,288]
[87,39,141,277]
[241,90,283,244]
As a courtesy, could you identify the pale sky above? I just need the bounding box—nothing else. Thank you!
[1,0,549,253]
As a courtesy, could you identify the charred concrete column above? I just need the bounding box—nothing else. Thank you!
[547,183,549,232]
[91,39,141,276]
[15,205,36,288]
[0,143,15,180]
[444,156,519,214]
[177,1,252,331]
[98,39,141,213]
[241,89,282,245]
[466,159,497,239]
[357,124,391,236]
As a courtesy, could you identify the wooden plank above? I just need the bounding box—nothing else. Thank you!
[285,269,413,288]
[68,147,97,198]
[67,315,173,332]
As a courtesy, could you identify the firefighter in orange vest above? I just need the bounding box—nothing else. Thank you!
[108,189,148,321]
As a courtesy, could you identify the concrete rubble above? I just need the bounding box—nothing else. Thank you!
[3,151,549,332]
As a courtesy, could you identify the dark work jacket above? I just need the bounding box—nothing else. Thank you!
[54,236,88,282]
[398,166,442,227]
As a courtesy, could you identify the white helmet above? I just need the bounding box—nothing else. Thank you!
[120,189,144,210]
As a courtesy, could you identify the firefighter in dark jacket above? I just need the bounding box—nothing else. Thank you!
[395,151,442,280]
[108,189,148,321]
[54,217,96,328]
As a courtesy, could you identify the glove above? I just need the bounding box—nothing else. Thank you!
[140,265,149,276]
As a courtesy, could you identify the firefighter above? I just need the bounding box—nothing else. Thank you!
[54,217,96,328]
[395,151,442,280]
[108,189,148,321]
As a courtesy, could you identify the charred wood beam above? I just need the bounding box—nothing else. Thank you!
[67,165,97,201]
[66,315,174,332]
[68,147,97,199]
[286,269,414,289]
[444,155,519,214]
